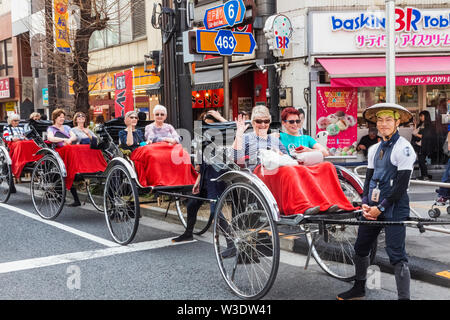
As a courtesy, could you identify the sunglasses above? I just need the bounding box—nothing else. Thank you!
[155,113,165,116]
[77,115,86,118]
[284,120,301,124]
[254,119,270,124]
[129,116,138,119]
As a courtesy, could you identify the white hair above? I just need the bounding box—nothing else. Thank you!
[7,113,20,125]
[124,110,138,119]
[153,104,167,115]
[251,106,271,122]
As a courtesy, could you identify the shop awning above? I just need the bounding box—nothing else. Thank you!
[193,65,253,91]
[146,82,161,95]
[317,56,450,87]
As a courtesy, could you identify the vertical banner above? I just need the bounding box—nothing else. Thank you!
[54,0,71,53]
[316,87,358,152]
[114,69,134,117]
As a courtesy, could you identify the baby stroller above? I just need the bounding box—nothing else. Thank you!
[429,186,450,218]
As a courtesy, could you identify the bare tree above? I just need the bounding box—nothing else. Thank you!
[28,0,137,114]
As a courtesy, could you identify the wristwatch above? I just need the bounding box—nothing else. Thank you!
[377,205,385,213]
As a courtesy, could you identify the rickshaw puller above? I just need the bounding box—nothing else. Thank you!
[337,103,415,300]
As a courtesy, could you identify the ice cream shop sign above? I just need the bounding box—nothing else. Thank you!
[309,8,450,54]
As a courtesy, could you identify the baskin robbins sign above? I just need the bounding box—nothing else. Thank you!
[309,7,450,55]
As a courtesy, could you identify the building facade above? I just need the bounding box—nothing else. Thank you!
[277,0,450,162]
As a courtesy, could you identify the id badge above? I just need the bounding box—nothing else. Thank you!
[371,188,380,203]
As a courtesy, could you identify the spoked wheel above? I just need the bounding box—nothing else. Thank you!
[176,198,213,235]
[213,182,280,300]
[104,165,139,245]
[0,148,12,203]
[305,177,376,281]
[86,178,105,212]
[30,155,66,220]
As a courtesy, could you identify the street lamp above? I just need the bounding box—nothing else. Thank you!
[385,0,396,103]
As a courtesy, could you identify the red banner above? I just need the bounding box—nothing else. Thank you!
[316,87,358,150]
[114,69,134,117]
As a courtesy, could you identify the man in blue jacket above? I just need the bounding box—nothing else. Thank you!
[337,103,415,300]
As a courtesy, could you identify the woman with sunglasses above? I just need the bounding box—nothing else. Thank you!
[234,106,355,216]
[145,105,180,145]
[70,112,96,145]
[279,107,329,157]
[118,111,146,152]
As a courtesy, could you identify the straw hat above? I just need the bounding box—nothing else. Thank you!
[363,103,412,125]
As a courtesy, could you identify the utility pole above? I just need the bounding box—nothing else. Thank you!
[385,0,396,103]
[175,0,193,133]
[255,0,278,121]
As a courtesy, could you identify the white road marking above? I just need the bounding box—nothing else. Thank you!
[0,202,118,248]
[0,237,195,274]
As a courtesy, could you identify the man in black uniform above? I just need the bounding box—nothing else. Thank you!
[337,103,415,300]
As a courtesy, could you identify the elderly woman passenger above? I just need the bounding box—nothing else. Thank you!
[70,112,96,145]
[3,114,26,142]
[233,105,287,170]
[145,105,181,145]
[119,110,146,152]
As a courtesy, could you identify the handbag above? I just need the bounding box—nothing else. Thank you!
[259,149,298,171]
[291,150,324,166]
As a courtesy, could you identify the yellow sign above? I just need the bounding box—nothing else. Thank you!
[5,102,16,112]
[54,0,71,53]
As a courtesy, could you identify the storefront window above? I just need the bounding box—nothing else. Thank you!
[357,86,418,126]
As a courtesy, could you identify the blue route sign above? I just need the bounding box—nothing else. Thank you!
[203,0,245,30]
[214,30,236,55]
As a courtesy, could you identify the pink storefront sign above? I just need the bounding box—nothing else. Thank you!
[316,87,358,150]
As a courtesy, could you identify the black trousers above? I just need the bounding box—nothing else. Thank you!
[417,153,429,177]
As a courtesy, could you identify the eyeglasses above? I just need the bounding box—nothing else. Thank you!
[155,113,165,116]
[129,116,138,119]
[284,120,301,124]
[77,115,85,118]
[254,119,270,124]
[12,120,19,122]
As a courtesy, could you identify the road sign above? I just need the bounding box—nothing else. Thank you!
[196,29,256,56]
[203,0,246,30]
[215,30,236,55]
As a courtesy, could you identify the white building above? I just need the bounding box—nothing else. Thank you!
[276,0,450,162]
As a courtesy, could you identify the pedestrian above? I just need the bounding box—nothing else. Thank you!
[337,103,416,300]
[357,127,381,158]
[436,124,450,202]
[411,110,436,180]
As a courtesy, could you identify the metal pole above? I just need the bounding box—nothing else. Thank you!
[223,56,230,120]
[385,0,396,103]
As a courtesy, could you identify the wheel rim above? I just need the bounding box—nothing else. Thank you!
[86,178,104,212]
[306,177,363,280]
[31,156,65,220]
[213,183,279,299]
[104,165,139,245]
[0,150,12,203]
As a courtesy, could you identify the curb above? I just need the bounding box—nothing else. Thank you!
[289,235,450,289]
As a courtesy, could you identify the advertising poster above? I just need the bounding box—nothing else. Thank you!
[54,0,71,53]
[316,87,358,152]
[114,69,134,117]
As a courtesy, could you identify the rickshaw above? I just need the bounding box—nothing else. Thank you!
[195,121,450,300]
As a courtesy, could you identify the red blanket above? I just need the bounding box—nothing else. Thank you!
[8,140,42,178]
[254,162,357,216]
[131,142,198,187]
[56,144,107,190]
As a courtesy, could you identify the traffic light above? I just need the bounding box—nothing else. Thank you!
[144,50,161,74]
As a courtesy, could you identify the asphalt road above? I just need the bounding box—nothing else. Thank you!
[0,184,449,304]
